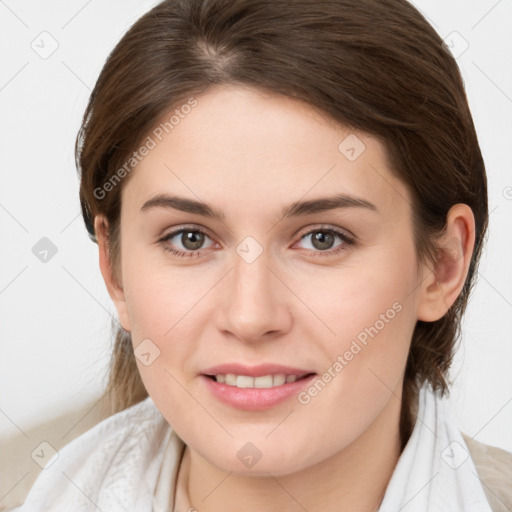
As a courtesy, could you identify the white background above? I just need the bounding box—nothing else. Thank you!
[1,0,511,453]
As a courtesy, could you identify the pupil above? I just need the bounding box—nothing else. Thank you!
[182,231,204,250]
[312,231,334,250]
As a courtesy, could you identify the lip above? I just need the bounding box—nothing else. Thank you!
[200,363,316,411]
[201,363,314,378]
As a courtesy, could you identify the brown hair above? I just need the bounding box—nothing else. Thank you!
[77,0,488,444]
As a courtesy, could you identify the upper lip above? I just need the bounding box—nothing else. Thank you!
[202,363,315,378]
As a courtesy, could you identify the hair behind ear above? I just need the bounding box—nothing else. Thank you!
[99,322,148,418]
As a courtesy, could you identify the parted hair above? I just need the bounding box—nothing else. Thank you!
[76,0,488,446]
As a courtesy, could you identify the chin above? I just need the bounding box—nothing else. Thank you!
[199,440,322,478]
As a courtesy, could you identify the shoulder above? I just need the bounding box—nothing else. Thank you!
[16,396,172,511]
[463,434,512,512]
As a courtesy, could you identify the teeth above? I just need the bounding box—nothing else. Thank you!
[254,375,273,388]
[236,375,254,388]
[273,373,286,386]
[225,373,237,386]
[214,373,300,388]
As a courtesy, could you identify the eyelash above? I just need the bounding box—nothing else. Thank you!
[158,225,355,259]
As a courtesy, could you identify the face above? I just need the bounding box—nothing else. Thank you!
[110,84,426,476]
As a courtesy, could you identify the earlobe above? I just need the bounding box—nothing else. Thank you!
[94,215,132,332]
[417,204,476,322]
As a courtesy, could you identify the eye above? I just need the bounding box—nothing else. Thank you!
[159,228,216,257]
[295,228,354,254]
[159,226,354,258]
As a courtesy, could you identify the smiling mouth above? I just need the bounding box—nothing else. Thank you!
[205,373,316,389]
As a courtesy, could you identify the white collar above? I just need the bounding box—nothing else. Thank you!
[17,386,492,511]
[378,385,492,511]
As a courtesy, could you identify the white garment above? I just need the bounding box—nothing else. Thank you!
[378,386,492,511]
[13,385,493,512]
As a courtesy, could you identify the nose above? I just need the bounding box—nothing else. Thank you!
[215,252,292,343]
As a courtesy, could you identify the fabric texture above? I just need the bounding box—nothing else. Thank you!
[11,386,509,511]
[462,434,512,512]
[378,387,493,511]
[12,398,172,511]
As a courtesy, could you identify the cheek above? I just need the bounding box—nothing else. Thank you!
[287,274,416,465]
[293,242,419,397]
[121,241,204,338]
[122,265,209,428]
[290,242,418,346]
[120,249,218,391]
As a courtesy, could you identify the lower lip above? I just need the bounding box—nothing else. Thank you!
[201,374,316,411]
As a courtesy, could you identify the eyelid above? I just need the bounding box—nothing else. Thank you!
[159,224,217,243]
[159,222,354,240]
[157,224,220,257]
[157,223,356,258]
[292,224,356,244]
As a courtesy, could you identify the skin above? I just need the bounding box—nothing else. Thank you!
[95,84,475,512]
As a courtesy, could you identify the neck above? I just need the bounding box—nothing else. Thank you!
[175,394,405,512]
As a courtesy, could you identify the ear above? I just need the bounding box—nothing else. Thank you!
[94,215,131,331]
[417,204,476,322]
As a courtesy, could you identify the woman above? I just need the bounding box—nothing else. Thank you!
[13,0,512,510]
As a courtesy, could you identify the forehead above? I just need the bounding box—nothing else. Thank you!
[121,85,411,220]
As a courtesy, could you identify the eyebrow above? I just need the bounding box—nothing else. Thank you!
[140,193,377,219]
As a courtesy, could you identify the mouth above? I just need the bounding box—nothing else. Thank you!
[200,364,317,410]
[204,372,315,389]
